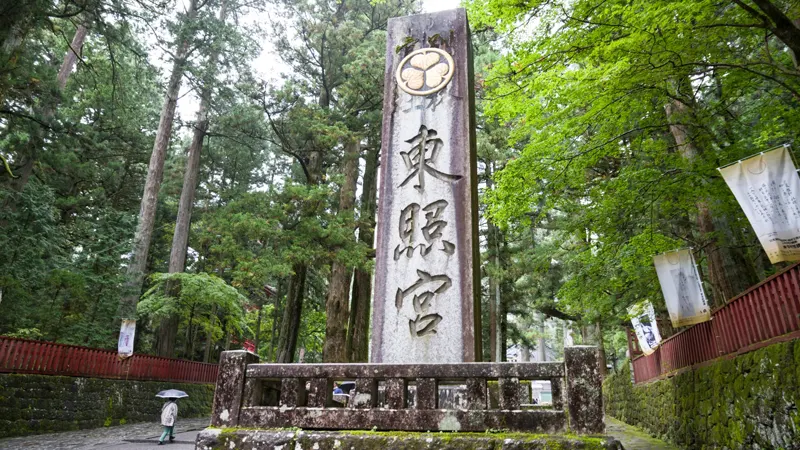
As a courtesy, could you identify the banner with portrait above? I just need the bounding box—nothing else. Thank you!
[628,302,662,355]
[653,249,710,327]
[118,320,136,359]
[719,146,800,263]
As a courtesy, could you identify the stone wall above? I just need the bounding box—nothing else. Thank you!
[0,374,214,438]
[603,339,800,449]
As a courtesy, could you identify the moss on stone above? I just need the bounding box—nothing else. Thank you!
[0,374,215,439]
[201,428,615,450]
[603,338,800,450]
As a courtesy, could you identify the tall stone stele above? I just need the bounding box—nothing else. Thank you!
[371,8,481,363]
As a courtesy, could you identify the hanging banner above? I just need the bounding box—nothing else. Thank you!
[653,249,710,327]
[118,320,136,359]
[628,302,662,355]
[719,146,800,263]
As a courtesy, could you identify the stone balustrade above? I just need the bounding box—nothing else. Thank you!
[209,346,604,434]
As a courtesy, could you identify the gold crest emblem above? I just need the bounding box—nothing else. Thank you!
[395,48,454,96]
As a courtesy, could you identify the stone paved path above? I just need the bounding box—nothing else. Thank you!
[1,416,678,449]
[605,416,680,450]
[0,418,209,450]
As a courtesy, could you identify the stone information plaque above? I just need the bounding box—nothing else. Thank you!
[371,8,481,363]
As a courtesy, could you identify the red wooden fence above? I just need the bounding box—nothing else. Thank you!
[0,336,218,384]
[630,263,800,383]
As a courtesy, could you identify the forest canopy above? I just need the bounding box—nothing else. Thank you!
[2,0,797,368]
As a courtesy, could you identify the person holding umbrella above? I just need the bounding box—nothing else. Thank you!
[156,389,188,445]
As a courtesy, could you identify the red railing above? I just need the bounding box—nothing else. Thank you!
[0,336,218,384]
[631,263,800,383]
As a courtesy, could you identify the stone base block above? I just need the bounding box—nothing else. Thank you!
[195,428,623,450]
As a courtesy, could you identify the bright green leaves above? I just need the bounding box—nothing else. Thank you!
[138,272,249,342]
[470,0,800,325]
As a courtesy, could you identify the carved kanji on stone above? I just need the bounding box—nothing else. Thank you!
[394,200,455,260]
[395,270,451,337]
[400,125,462,192]
[372,8,481,363]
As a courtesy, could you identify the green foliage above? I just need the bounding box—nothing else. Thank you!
[137,272,249,347]
[467,0,800,326]
[0,3,163,347]
[140,273,246,318]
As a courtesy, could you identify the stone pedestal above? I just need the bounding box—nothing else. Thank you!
[210,350,258,427]
[565,346,605,434]
[196,429,623,449]
[371,8,481,364]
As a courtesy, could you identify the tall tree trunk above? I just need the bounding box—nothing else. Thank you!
[498,234,510,362]
[345,144,378,362]
[253,306,262,355]
[183,303,195,357]
[498,287,507,362]
[268,280,283,361]
[11,21,88,192]
[118,0,198,323]
[188,323,198,360]
[275,264,307,363]
[488,257,498,361]
[224,326,231,351]
[664,95,755,306]
[203,305,217,363]
[735,0,800,64]
[56,24,87,89]
[537,314,546,362]
[0,14,28,106]
[272,28,331,362]
[323,139,359,362]
[486,162,500,362]
[157,0,226,357]
[596,321,607,377]
[488,222,498,362]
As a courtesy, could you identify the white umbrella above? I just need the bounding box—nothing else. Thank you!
[156,389,189,399]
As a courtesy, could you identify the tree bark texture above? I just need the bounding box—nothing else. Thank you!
[275,264,307,363]
[498,236,510,362]
[268,280,283,361]
[664,96,753,306]
[488,263,498,362]
[56,24,87,90]
[323,139,360,362]
[596,321,607,377]
[736,0,800,62]
[118,0,198,321]
[345,144,379,362]
[203,304,217,363]
[536,314,546,362]
[498,288,507,362]
[485,162,500,362]
[11,21,88,192]
[157,0,227,357]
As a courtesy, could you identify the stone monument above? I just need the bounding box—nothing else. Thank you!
[198,9,614,449]
[371,8,481,363]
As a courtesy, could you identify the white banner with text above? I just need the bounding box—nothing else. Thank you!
[654,249,710,327]
[118,320,136,359]
[719,146,800,263]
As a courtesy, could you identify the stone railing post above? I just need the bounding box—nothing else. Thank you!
[551,377,564,409]
[211,350,259,427]
[564,346,604,434]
